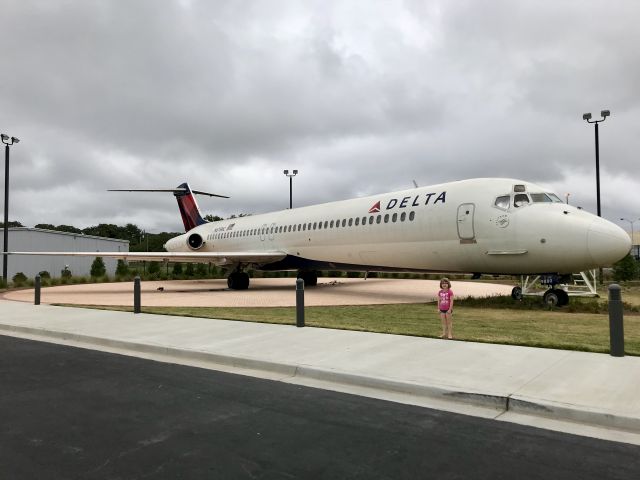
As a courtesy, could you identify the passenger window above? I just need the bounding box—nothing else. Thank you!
[409,211,415,221]
[369,216,374,225]
[362,216,367,225]
[348,218,353,227]
[342,219,346,227]
[355,217,359,226]
[330,220,334,228]
[392,213,397,222]
[400,212,406,222]
[494,195,510,209]
[514,194,530,208]
[376,215,381,224]
[324,221,328,229]
[313,222,317,230]
[384,214,389,223]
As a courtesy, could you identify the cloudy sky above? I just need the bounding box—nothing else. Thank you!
[1,0,639,234]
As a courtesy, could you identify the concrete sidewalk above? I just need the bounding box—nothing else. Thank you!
[1,299,640,445]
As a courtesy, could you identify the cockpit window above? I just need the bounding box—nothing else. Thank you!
[513,193,530,208]
[547,193,563,203]
[513,184,526,193]
[494,195,510,209]
[530,193,552,203]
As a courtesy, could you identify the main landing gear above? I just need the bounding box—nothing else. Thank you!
[297,270,318,287]
[227,271,250,290]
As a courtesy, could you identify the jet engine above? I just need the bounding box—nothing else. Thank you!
[187,233,204,250]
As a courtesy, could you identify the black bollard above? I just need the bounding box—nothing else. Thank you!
[34,275,41,305]
[608,284,624,357]
[296,278,305,327]
[134,276,141,314]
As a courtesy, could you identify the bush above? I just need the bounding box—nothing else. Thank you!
[12,272,27,286]
[613,254,639,282]
[184,263,195,277]
[38,270,51,279]
[196,263,208,278]
[90,257,106,278]
[61,266,72,278]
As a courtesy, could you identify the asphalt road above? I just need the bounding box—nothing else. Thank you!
[1,335,639,480]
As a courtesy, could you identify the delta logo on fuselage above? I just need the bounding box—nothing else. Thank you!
[369,191,446,213]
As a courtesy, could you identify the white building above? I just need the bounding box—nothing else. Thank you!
[1,227,129,279]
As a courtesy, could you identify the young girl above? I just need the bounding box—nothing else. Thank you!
[437,278,454,339]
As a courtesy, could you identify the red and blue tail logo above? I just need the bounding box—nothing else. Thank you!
[175,183,207,232]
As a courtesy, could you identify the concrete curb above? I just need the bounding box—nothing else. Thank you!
[2,322,637,434]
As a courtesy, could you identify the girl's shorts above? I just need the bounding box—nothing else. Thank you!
[439,309,450,314]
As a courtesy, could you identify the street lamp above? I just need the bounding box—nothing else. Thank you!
[283,169,298,209]
[620,217,639,259]
[582,109,610,217]
[2,134,19,283]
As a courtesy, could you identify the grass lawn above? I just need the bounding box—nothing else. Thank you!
[90,296,640,356]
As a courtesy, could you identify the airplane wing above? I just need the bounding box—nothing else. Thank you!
[8,251,287,267]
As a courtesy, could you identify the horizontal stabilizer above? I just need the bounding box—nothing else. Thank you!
[107,188,229,199]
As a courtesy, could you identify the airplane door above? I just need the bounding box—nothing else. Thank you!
[268,223,276,241]
[260,224,267,241]
[457,203,475,241]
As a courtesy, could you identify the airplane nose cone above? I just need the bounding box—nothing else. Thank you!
[587,218,631,266]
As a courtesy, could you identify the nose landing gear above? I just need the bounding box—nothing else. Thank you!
[542,288,569,307]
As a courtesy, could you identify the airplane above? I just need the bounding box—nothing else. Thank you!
[10,178,631,305]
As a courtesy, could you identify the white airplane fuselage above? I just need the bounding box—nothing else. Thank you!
[165,178,631,276]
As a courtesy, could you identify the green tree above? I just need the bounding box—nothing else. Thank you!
[90,257,107,278]
[172,263,183,276]
[115,260,129,277]
[0,221,23,228]
[612,254,639,282]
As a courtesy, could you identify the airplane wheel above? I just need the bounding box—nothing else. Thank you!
[227,272,250,290]
[297,270,318,287]
[543,289,561,307]
[511,286,523,300]
[557,289,569,306]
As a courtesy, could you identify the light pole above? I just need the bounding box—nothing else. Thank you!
[2,133,19,284]
[582,109,610,217]
[620,218,639,259]
[283,169,298,209]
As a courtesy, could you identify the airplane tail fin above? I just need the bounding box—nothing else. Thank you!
[174,182,208,231]
[108,183,229,233]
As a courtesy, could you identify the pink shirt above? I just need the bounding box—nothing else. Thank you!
[438,289,453,310]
